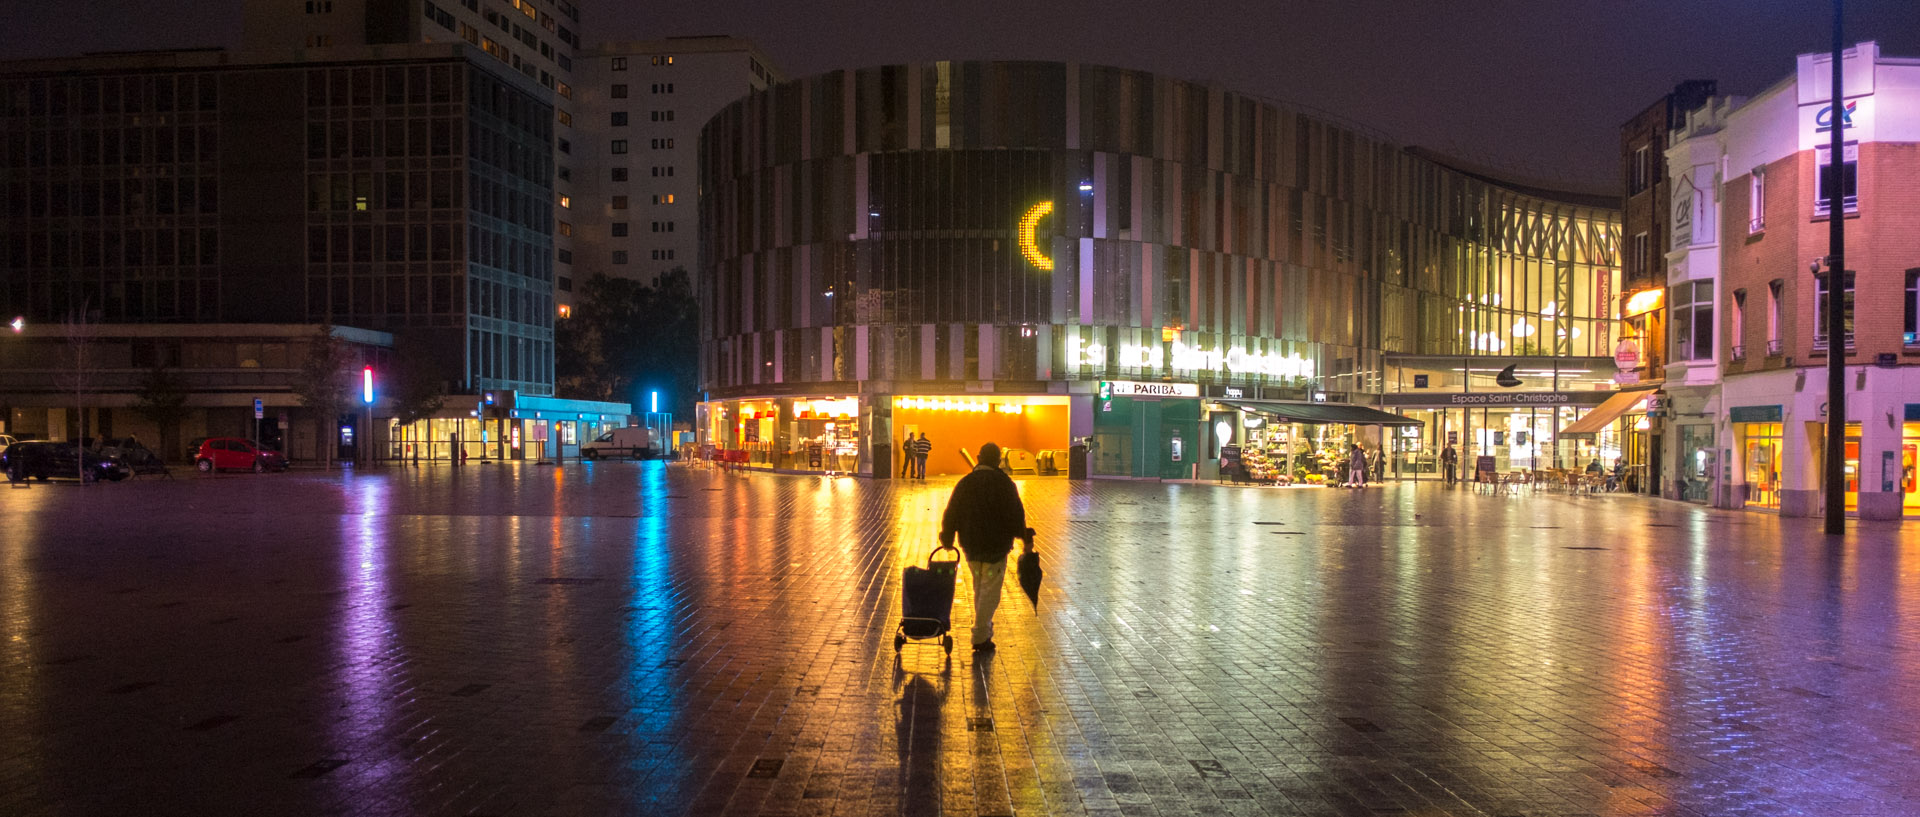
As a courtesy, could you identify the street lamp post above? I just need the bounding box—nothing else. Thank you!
[1823,0,1847,535]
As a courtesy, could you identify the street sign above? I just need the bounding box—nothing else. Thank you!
[254,398,264,420]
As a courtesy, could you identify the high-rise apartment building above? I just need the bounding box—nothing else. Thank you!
[574,36,781,284]
[241,0,583,313]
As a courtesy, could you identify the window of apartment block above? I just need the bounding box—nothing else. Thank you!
[611,111,627,126]
[1767,279,1783,353]
[651,56,673,66]
[558,137,571,154]
[649,138,674,149]
[652,83,675,93]
[613,250,628,265]
[611,222,628,237]
[610,57,627,71]
[1670,280,1713,361]
[1731,289,1746,358]
[649,110,675,122]
[1814,271,1855,349]
[611,195,628,209]
[1630,145,1651,194]
[557,221,573,237]
[557,166,571,181]
[557,194,571,209]
[609,139,627,154]
[1748,168,1766,233]
[653,194,674,204]
[611,84,628,98]
[1906,269,1920,347]
[1815,143,1859,216]
[610,167,628,182]
[1632,232,1650,279]
[556,109,572,126]
[651,166,673,177]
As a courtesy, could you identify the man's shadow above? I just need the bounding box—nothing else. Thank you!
[894,661,950,817]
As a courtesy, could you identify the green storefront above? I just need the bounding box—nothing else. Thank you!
[1090,393,1202,480]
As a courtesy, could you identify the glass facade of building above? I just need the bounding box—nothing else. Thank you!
[697,61,1621,477]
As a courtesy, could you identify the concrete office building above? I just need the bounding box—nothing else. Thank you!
[573,35,782,286]
[241,0,585,312]
[0,44,626,462]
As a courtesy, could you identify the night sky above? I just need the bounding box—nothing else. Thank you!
[7,0,1918,191]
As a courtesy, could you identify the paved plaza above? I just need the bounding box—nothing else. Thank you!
[1,463,1917,817]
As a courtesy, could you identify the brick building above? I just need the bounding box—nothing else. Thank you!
[1676,41,1920,520]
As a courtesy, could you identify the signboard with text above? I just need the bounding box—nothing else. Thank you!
[1101,380,1200,398]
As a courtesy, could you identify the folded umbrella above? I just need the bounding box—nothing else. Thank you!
[1015,528,1042,610]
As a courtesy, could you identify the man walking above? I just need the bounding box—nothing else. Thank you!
[913,432,932,479]
[939,443,1032,651]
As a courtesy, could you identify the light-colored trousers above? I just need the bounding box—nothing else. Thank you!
[966,558,1006,646]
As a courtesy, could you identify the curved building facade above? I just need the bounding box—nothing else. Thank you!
[698,61,1624,479]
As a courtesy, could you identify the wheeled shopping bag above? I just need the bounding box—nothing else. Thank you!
[894,543,961,654]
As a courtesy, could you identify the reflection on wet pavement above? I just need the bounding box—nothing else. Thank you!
[1,462,1917,816]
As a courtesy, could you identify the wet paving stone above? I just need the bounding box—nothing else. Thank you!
[2,462,1918,816]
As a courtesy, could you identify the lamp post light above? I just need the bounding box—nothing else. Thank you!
[1823,0,1847,535]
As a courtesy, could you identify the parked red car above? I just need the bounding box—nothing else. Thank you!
[193,438,289,473]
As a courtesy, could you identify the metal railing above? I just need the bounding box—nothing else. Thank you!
[1767,338,1784,356]
[1811,333,1855,351]
[1749,216,1765,233]
[1731,345,1746,361]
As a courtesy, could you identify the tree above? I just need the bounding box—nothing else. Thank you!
[54,303,100,484]
[293,325,352,470]
[555,269,700,419]
[131,365,190,462]
[386,340,445,464]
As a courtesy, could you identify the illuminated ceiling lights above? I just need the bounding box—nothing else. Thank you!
[1018,201,1054,271]
[896,398,1022,414]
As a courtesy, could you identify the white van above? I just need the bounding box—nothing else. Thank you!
[582,426,658,460]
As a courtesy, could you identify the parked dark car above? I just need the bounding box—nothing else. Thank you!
[2,441,132,483]
[193,437,288,473]
[96,438,171,476]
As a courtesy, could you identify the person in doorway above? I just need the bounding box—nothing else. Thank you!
[938,442,1033,652]
[1441,444,1459,485]
[901,436,914,478]
[913,432,932,479]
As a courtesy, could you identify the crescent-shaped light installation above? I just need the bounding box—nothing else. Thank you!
[1018,200,1054,271]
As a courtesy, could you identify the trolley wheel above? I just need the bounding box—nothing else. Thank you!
[893,634,905,652]
[941,635,953,654]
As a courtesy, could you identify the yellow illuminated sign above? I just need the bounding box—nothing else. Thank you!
[1018,200,1054,271]
[1623,288,1664,316]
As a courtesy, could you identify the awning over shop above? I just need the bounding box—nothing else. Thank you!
[1219,400,1423,426]
[1557,391,1649,438]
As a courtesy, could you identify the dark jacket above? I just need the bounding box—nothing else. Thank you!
[939,465,1027,563]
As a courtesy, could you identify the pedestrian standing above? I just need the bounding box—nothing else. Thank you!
[901,436,913,478]
[1441,444,1458,485]
[913,432,932,479]
[1347,443,1368,488]
[938,442,1032,651]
